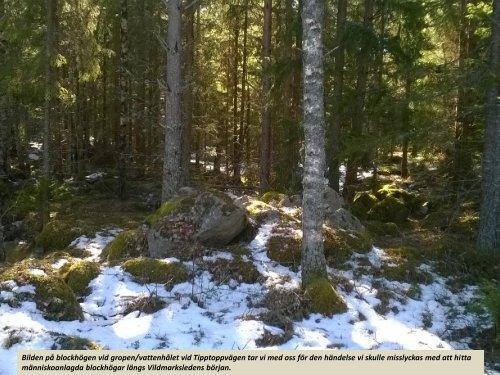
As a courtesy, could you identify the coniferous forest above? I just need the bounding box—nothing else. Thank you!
[0,0,500,373]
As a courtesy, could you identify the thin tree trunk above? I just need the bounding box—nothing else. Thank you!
[259,0,272,192]
[162,0,184,202]
[401,78,412,179]
[117,0,129,199]
[182,0,196,185]
[41,0,58,226]
[301,0,327,287]
[345,0,374,189]
[454,0,475,191]
[235,1,248,185]
[327,0,347,192]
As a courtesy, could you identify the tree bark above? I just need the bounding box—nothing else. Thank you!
[301,0,327,287]
[162,0,184,202]
[41,0,58,225]
[259,0,272,192]
[117,0,129,199]
[327,0,347,192]
[477,0,500,254]
[454,0,476,191]
[345,0,374,189]
[182,0,196,185]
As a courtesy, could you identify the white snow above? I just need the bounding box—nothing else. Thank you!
[0,222,497,375]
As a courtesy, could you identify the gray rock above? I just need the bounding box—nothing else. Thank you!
[146,189,247,258]
[279,194,302,208]
[326,207,365,232]
[191,192,247,247]
[323,186,346,217]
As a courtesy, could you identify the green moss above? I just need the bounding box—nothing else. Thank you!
[145,199,179,226]
[0,260,83,321]
[304,278,347,316]
[52,335,103,350]
[353,192,378,209]
[368,196,410,223]
[260,191,286,204]
[122,258,189,286]
[365,221,400,236]
[102,230,145,263]
[267,235,302,269]
[207,256,260,284]
[324,227,372,266]
[64,260,101,296]
[36,220,83,252]
[245,200,278,223]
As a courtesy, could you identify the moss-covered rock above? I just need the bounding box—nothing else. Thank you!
[368,196,410,223]
[0,260,83,321]
[354,192,378,209]
[206,256,261,284]
[3,241,32,263]
[260,191,286,204]
[51,334,102,350]
[64,260,100,296]
[304,278,347,316]
[323,227,372,266]
[102,229,146,263]
[365,221,400,236]
[267,235,302,269]
[376,184,427,215]
[36,220,82,252]
[122,258,189,287]
[145,199,180,226]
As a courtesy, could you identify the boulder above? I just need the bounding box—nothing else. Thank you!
[323,187,365,231]
[146,189,248,258]
[323,187,345,215]
[368,196,410,223]
[326,207,365,232]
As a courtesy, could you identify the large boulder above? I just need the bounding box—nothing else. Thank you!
[323,187,365,231]
[146,189,248,259]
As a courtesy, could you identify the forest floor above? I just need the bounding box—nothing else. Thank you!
[0,167,499,375]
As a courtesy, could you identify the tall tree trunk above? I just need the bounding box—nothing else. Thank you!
[327,0,347,192]
[301,0,327,287]
[401,79,412,179]
[162,0,183,202]
[259,0,272,192]
[0,97,7,178]
[182,0,196,185]
[454,0,475,192]
[344,0,374,190]
[117,0,129,199]
[231,9,241,184]
[41,0,58,226]
[235,1,248,185]
[477,0,500,254]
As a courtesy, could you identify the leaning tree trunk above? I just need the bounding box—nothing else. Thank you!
[162,0,184,202]
[477,0,500,254]
[301,0,327,287]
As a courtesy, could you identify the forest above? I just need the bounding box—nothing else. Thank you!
[0,0,500,373]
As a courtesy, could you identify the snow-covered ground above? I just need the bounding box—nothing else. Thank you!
[0,220,497,375]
